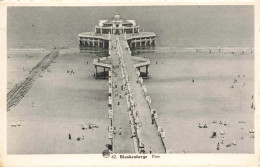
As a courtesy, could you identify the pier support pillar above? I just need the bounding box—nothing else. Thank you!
[92,39,95,47]
[98,39,100,47]
[104,67,106,79]
[103,40,105,48]
[146,65,149,77]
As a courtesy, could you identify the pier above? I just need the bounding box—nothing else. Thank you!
[94,34,165,153]
[80,13,166,153]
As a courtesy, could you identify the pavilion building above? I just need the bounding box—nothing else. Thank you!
[78,13,156,49]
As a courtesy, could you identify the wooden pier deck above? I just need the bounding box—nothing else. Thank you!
[109,35,165,154]
[110,37,135,153]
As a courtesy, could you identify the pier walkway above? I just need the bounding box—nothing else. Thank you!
[110,37,135,153]
[110,35,165,153]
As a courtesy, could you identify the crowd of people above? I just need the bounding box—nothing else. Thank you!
[67,69,75,75]
[114,38,147,153]
[10,120,21,127]
[67,123,99,141]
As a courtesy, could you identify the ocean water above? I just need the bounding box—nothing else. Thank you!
[7,6,254,49]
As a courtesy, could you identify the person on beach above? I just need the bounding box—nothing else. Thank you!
[233,141,236,146]
[219,121,222,124]
[81,125,86,130]
[252,94,254,99]
[217,143,220,150]
[81,135,84,140]
[251,103,254,109]
[211,132,217,138]
[198,123,202,128]
[68,134,71,140]
[150,147,152,154]
[226,143,232,147]
[192,78,195,83]
[119,128,122,135]
[17,121,21,126]
[203,124,207,128]
[156,61,158,65]
[231,85,234,88]
[224,122,227,126]
[220,131,224,135]
[221,137,224,144]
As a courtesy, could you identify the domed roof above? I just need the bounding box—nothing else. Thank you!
[114,13,121,19]
[104,13,131,24]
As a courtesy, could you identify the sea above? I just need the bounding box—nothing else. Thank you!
[7,6,254,49]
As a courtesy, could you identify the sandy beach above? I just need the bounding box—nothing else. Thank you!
[7,50,110,154]
[7,48,254,154]
[143,51,254,153]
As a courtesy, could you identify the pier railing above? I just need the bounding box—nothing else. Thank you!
[136,69,169,153]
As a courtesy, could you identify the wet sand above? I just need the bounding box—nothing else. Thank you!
[7,50,50,90]
[7,50,110,154]
[143,51,254,153]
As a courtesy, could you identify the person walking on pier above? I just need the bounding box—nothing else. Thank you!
[152,113,155,124]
